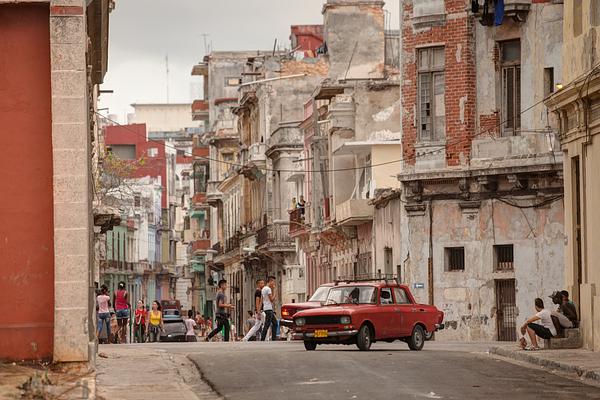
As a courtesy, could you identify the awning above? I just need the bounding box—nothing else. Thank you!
[190,210,206,219]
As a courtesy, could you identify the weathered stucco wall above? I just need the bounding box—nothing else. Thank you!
[562,0,600,83]
[402,198,564,341]
[323,0,385,80]
[475,4,563,136]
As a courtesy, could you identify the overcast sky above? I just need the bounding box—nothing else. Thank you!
[99,0,400,122]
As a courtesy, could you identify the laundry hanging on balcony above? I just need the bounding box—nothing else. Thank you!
[494,0,505,25]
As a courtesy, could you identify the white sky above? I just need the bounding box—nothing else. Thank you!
[99,0,401,122]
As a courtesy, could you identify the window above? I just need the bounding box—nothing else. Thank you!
[380,288,394,305]
[110,144,136,160]
[225,77,242,86]
[445,247,465,271]
[299,268,305,278]
[500,40,521,136]
[384,247,393,275]
[394,287,411,304]
[494,245,514,271]
[544,68,554,97]
[134,195,141,207]
[593,0,600,27]
[147,147,158,157]
[418,47,445,142]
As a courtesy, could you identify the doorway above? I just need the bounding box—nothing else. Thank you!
[495,279,517,341]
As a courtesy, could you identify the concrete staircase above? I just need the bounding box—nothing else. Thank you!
[545,328,583,349]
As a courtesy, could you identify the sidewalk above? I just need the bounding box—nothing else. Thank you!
[0,361,94,399]
[489,344,600,383]
[96,344,219,400]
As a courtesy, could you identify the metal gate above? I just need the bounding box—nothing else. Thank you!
[495,279,517,341]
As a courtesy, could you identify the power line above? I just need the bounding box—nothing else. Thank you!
[96,60,599,175]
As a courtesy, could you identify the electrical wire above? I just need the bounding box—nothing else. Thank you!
[95,58,600,175]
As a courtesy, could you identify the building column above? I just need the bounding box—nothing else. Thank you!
[50,0,93,362]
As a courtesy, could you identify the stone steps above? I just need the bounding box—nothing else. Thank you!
[545,328,583,349]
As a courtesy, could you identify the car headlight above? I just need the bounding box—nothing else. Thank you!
[295,317,306,326]
[340,316,351,325]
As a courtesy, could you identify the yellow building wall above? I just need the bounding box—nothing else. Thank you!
[371,144,402,190]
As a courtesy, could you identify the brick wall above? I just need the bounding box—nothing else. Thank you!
[402,1,477,167]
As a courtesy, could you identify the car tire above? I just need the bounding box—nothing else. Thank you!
[424,331,434,341]
[356,324,372,351]
[304,341,317,351]
[407,325,425,351]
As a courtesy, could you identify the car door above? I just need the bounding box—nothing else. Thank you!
[392,287,414,337]
[376,287,396,338]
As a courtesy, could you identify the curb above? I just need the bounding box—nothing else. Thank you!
[489,346,600,381]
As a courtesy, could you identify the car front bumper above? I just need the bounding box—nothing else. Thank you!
[281,319,294,328]
[293,329,358,339]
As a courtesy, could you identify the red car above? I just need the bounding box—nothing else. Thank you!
[292,279,444,351]
[280,283,333,328]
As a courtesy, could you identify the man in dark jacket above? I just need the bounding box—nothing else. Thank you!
[560,290,578,327]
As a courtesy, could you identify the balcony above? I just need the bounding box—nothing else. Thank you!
[192,100,209,121]
[335,199,373,226]
[328,94,355,138]
[191,62,208,76]
[193,146,210,159]
[266,125,303,159]
[224,236,240,253]
[192,193,207,207]
[476,0,531,26]
[257,223,294,252]
[248,143,267,165]
[212,242,222,254]
[206,181,223,206]
[289,208,309,237]
[192,239,211,255]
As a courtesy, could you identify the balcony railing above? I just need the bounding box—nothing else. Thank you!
[224,236,240,253]
[192,239,211,254]
[246,143,267,165]
[257,224,294,251]
[212,242,222,254]
[289,208,308,236]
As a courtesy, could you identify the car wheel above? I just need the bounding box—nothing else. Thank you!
[356,324,372,351]
[408,325,425,351]
[424,331,434,341]
[304,341,317,351]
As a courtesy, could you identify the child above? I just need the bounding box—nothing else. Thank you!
[185,310,198,342]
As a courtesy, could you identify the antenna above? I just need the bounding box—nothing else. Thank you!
[165,54,170,103]
[201,33,210,55]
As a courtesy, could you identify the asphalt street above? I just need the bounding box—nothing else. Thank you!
[182,341,600,400]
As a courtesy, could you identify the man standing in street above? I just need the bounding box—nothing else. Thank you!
[261,276,278,341]
[242,279,265,341]
[205,279,234,342]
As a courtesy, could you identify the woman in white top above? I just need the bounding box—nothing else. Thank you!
[520,297,557,350]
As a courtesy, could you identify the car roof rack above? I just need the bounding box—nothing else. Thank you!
[333,273,400,286]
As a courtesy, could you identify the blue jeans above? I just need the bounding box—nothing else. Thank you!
[116,309,129,319]
[98,312,111,339]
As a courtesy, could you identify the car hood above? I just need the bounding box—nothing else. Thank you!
[294,304,372,317]
[281,301,322,310]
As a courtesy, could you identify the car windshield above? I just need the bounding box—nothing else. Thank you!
[308,286,330,302]
[325,286,377,305]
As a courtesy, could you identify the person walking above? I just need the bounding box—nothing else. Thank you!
[261,276,278,341]
[242,279,265,341]
[113,281,130,344]
[205,279,234,342]
[146,301,164,343]
[185,310,198,342]
[96,285,111,343]
[133,300,146,343]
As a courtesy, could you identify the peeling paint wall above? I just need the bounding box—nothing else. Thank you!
[403,197,564,341]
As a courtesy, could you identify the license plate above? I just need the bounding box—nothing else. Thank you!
[314,329,328,338]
